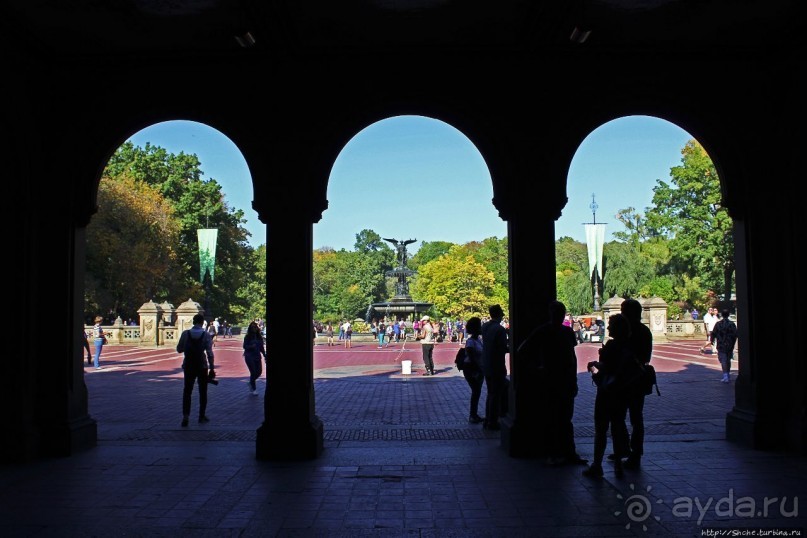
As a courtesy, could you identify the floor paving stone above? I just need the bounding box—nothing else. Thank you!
[1,338,804,536]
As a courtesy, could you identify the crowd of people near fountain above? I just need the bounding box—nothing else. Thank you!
[316,315,517,346]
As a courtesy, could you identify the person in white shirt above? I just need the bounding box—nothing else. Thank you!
[341,320,352,349]
[703,307,719,343]
[419,316,435,375]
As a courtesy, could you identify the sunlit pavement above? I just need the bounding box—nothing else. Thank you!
[1,338,803,536]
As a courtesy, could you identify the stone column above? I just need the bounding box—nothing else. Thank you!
[502,213,559,458]
[250,147,325,459]
[137,300,163,346]
[495,154,566,458]
[256,210,323,460]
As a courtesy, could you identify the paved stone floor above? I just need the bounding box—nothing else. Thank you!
[1,338,804,537]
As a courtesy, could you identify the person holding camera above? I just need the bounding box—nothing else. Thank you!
[583,313,637,478]
[177,314,215,427]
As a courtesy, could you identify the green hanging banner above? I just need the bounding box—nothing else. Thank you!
[198,228,218,284]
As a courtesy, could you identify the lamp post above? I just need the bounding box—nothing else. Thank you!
[583,193,606,312]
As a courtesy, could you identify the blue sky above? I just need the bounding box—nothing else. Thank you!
[128,115,693,251]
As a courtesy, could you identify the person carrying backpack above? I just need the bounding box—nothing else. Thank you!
[710,309,738,384]
[618,298,653,469]
[177,314,215,427]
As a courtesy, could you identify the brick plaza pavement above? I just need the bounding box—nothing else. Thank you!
[1,337,804,536]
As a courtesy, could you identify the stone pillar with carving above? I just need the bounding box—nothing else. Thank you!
[644,296,668,342]
[160,301,176,326]
[175,298,204,335]
[601,295,624,339]
[137,300,163,346]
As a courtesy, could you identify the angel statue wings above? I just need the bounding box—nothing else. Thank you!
[382,237,416,268]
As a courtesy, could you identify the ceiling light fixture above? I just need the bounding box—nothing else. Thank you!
[569,27,591,44]
[235,31,256,48]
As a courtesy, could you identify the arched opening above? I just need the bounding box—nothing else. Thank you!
[560,115,738,450]
[84,119,267,438]
[312,114,508,439]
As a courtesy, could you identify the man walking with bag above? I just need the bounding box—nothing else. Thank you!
[177,314,215,427]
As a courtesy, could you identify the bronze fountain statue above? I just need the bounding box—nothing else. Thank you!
[366,237,432,322]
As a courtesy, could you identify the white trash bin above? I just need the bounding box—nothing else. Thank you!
[401,360,412,375]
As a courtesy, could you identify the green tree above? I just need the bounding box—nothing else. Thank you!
[354,229,390,254]
[558,269,593,315]
[555,236,588,273]
[313,248,344,322]
[94,142,255,323]
[315,248,389,321]
[353,229,395,302]
[232,244,266,324]
[613,207,647,248]
[106,141,205,202]
[85,172,188,320]
[411,247,497,320]
[456,236,509,289]
[602,241,655,299]
[409,240,453,269]
[645,140,734,303]
[555,237,594,314]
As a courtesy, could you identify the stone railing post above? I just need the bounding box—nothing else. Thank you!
[110,316,125,344]
[137,300,163,346]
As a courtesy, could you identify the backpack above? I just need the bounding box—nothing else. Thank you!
[185,332,207,368]
[640,363,659,395]
[634,358,660,396]
[454,347,467,371]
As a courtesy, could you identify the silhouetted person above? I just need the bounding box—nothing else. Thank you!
[243,321,266,395]
[618,298,653,469]
[461,317,485,424]
[481,304,509,430]
[710,308,738,384]
[177,313,215,427]
[517,300,587,465]
[583,313,638,478]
